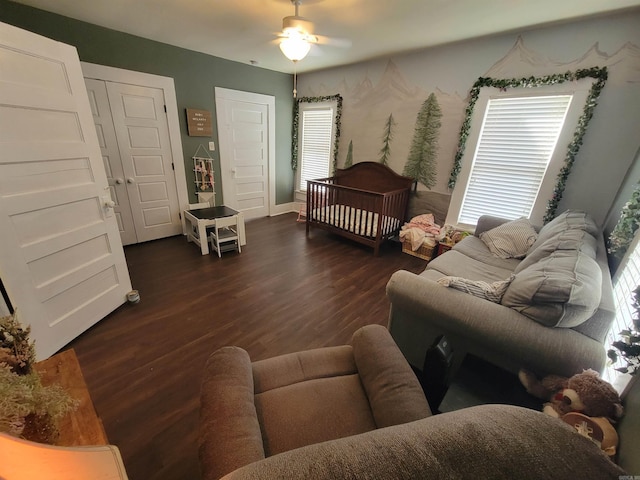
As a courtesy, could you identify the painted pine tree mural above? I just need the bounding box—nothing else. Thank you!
[403,93,442,188]
[344,140,354,168]
[378,114,396,166]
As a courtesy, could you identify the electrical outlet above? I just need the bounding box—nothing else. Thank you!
[208,141,215,151]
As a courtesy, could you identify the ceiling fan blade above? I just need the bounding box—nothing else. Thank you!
[307,43,324,56]
[314,34,352,48]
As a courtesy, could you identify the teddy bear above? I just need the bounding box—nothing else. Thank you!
[518,368,624,421]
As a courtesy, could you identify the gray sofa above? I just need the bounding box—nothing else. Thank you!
[387,210,615,378]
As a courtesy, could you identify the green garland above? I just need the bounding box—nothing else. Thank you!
[608,183,640,258]
[447,67,608,223]
[292,94,343,172]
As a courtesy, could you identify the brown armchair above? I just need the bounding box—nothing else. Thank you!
[198,323,627,480]
[198,324,431,480]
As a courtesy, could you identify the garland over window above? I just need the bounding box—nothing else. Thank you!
[608,183,640,258]
[292,94,343,172]
[448,67,608,223]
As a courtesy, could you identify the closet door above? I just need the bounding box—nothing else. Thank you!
[85,79,138,245]
[106,82,182,242]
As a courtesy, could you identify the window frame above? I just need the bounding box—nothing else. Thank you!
[446,80,595,230]
[295,99,338,194]
[606,228,640,387]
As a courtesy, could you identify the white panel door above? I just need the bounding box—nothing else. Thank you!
[216,89,272,220]
[0,22,132,359]
[106,82,182,242]
[85,78,138,245]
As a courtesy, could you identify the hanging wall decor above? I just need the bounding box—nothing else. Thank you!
[186,108,213,137]
[192,144,215,195]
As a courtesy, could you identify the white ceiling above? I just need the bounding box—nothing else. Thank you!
[11,0,640,74]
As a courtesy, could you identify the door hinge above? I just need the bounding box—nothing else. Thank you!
[164,105,167,113]
[178,212,182,220]
[171,162,175,170]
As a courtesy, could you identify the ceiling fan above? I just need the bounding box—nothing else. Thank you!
[276,0,350,62]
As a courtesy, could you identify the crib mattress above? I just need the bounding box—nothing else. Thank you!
[310,204,399,238]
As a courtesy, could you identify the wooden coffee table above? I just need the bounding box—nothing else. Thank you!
[34,349,107,446]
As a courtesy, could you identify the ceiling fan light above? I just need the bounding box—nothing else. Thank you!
[279,36,311,61]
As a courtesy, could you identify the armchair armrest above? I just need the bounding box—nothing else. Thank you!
[200,347,265,480]
[351,324,431,427]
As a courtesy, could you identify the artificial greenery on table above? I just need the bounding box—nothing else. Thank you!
[292,94,343,173]
[0,312,78,443]
[608,183,640,258]
[608,286,640,375]
[448,67,608,223]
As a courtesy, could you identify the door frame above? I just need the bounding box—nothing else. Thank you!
[81,63,189,229]
[214,87,276,217]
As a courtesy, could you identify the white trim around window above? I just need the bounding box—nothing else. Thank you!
[295,100,338,193]
[446,80,595,230]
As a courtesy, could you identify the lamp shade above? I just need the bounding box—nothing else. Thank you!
[279,35,311,62]
[0,433,129,480]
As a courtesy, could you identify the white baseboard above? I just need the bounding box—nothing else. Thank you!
[270,202,300,216]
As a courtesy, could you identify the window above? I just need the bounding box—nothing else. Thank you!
[606,233,640,385]
[446,81,594,229]
[458,95,572,225]
[296,102,337,192]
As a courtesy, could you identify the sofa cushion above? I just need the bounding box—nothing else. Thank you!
[426,250,515,283]
[528,210,599,256]
[502,250,602,328]
[479,218,538,259]
[515,228,598,274]
[437,275,514,303]
[452,236,521,271]
[255,374,377,456]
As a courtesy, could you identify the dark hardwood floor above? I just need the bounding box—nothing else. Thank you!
[67,213,427,480]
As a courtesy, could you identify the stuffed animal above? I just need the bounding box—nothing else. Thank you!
[518,369,624,421]
[561,412,619,457]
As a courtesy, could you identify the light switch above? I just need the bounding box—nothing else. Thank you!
[208,141,215,151]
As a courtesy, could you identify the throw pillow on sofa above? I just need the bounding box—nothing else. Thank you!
[437,275,515,303]
[479,218,538,259]
[501,249,602,328]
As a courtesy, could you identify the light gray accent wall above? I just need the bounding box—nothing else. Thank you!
[298,11,640,229]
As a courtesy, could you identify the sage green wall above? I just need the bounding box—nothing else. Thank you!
[0,0,295,206]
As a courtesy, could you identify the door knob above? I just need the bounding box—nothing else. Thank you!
[115,178,124,184]
[127,177,135,184]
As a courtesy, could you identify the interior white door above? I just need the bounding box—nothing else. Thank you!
[216,89,272,220]
[85,78,138,245]
[106,82,182,242]
[0,22,132,360]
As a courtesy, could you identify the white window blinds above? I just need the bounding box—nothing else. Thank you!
[458,95,573,225]
[299,108,334,191]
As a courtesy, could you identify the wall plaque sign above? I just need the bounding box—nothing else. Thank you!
[186,108,213,136]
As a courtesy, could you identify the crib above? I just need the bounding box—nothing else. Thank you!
[306,162,414,256]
